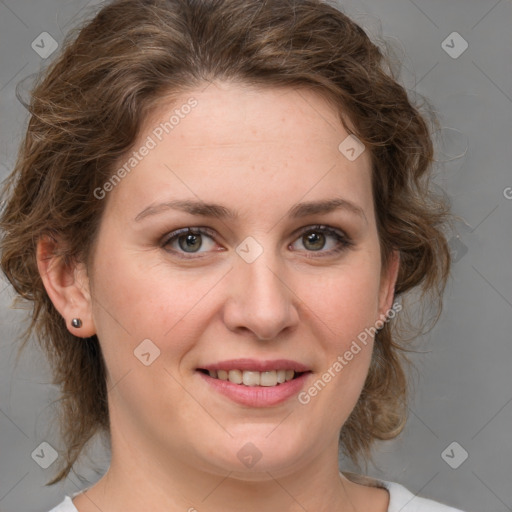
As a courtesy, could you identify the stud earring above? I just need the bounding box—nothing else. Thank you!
[71,318,82,328]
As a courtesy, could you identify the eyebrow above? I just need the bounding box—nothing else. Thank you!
[134,197,367,224]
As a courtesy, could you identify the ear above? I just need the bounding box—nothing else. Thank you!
[377,249,400,319]
[36,234,96,338]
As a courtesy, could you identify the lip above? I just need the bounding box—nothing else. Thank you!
[197,370,312,407]
[197,358,311,373]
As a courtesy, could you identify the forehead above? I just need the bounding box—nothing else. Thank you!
[105,82,374,221]
[143,82,356,150]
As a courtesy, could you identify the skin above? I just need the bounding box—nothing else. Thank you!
[37,81,399,512]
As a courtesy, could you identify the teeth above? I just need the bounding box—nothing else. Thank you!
[243,371,260,386]
[228,369,243,384]
[260,371,277,387]
[205,369,299,386]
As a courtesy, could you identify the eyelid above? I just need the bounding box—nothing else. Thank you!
[160,224,353,258]
[292,224,350,241]
[160,226,219,252]
[291,224,353,254]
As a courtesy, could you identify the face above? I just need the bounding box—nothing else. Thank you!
[71,82,398,480]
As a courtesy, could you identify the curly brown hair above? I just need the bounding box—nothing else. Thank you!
[0,0,452,486]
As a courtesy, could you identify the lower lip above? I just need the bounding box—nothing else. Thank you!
[197,371,312,407]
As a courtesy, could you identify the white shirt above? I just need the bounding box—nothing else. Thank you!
[46,478,466,511]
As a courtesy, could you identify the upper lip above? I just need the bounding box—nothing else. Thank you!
[198,359,311,372]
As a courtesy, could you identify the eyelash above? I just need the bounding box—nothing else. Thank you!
[160,224,353,259]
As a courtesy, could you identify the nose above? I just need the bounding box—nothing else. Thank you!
[222,248,300,341]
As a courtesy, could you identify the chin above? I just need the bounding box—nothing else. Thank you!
[199,432,309,478]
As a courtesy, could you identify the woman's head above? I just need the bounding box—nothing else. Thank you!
[0,0,451,486]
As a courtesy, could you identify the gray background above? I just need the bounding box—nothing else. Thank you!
[0,1,511,511]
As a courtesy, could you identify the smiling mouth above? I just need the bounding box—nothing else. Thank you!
[197,369,308,387]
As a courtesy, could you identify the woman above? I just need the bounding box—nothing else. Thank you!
[0,0,466,510]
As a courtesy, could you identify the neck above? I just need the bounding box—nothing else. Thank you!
[74,435,364,512]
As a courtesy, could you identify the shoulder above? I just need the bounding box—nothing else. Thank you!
[342,472,467,512]
[45,496,78,512]
[381,480,467,512]
[47,478,468,512]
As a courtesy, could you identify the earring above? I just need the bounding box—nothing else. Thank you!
[71,318,82,328]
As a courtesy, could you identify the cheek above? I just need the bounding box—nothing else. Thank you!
[89,247,211,428]
[296,258,382,347]
[293,257,381,407]
[90,242,223,364]
[299,288,378,434]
